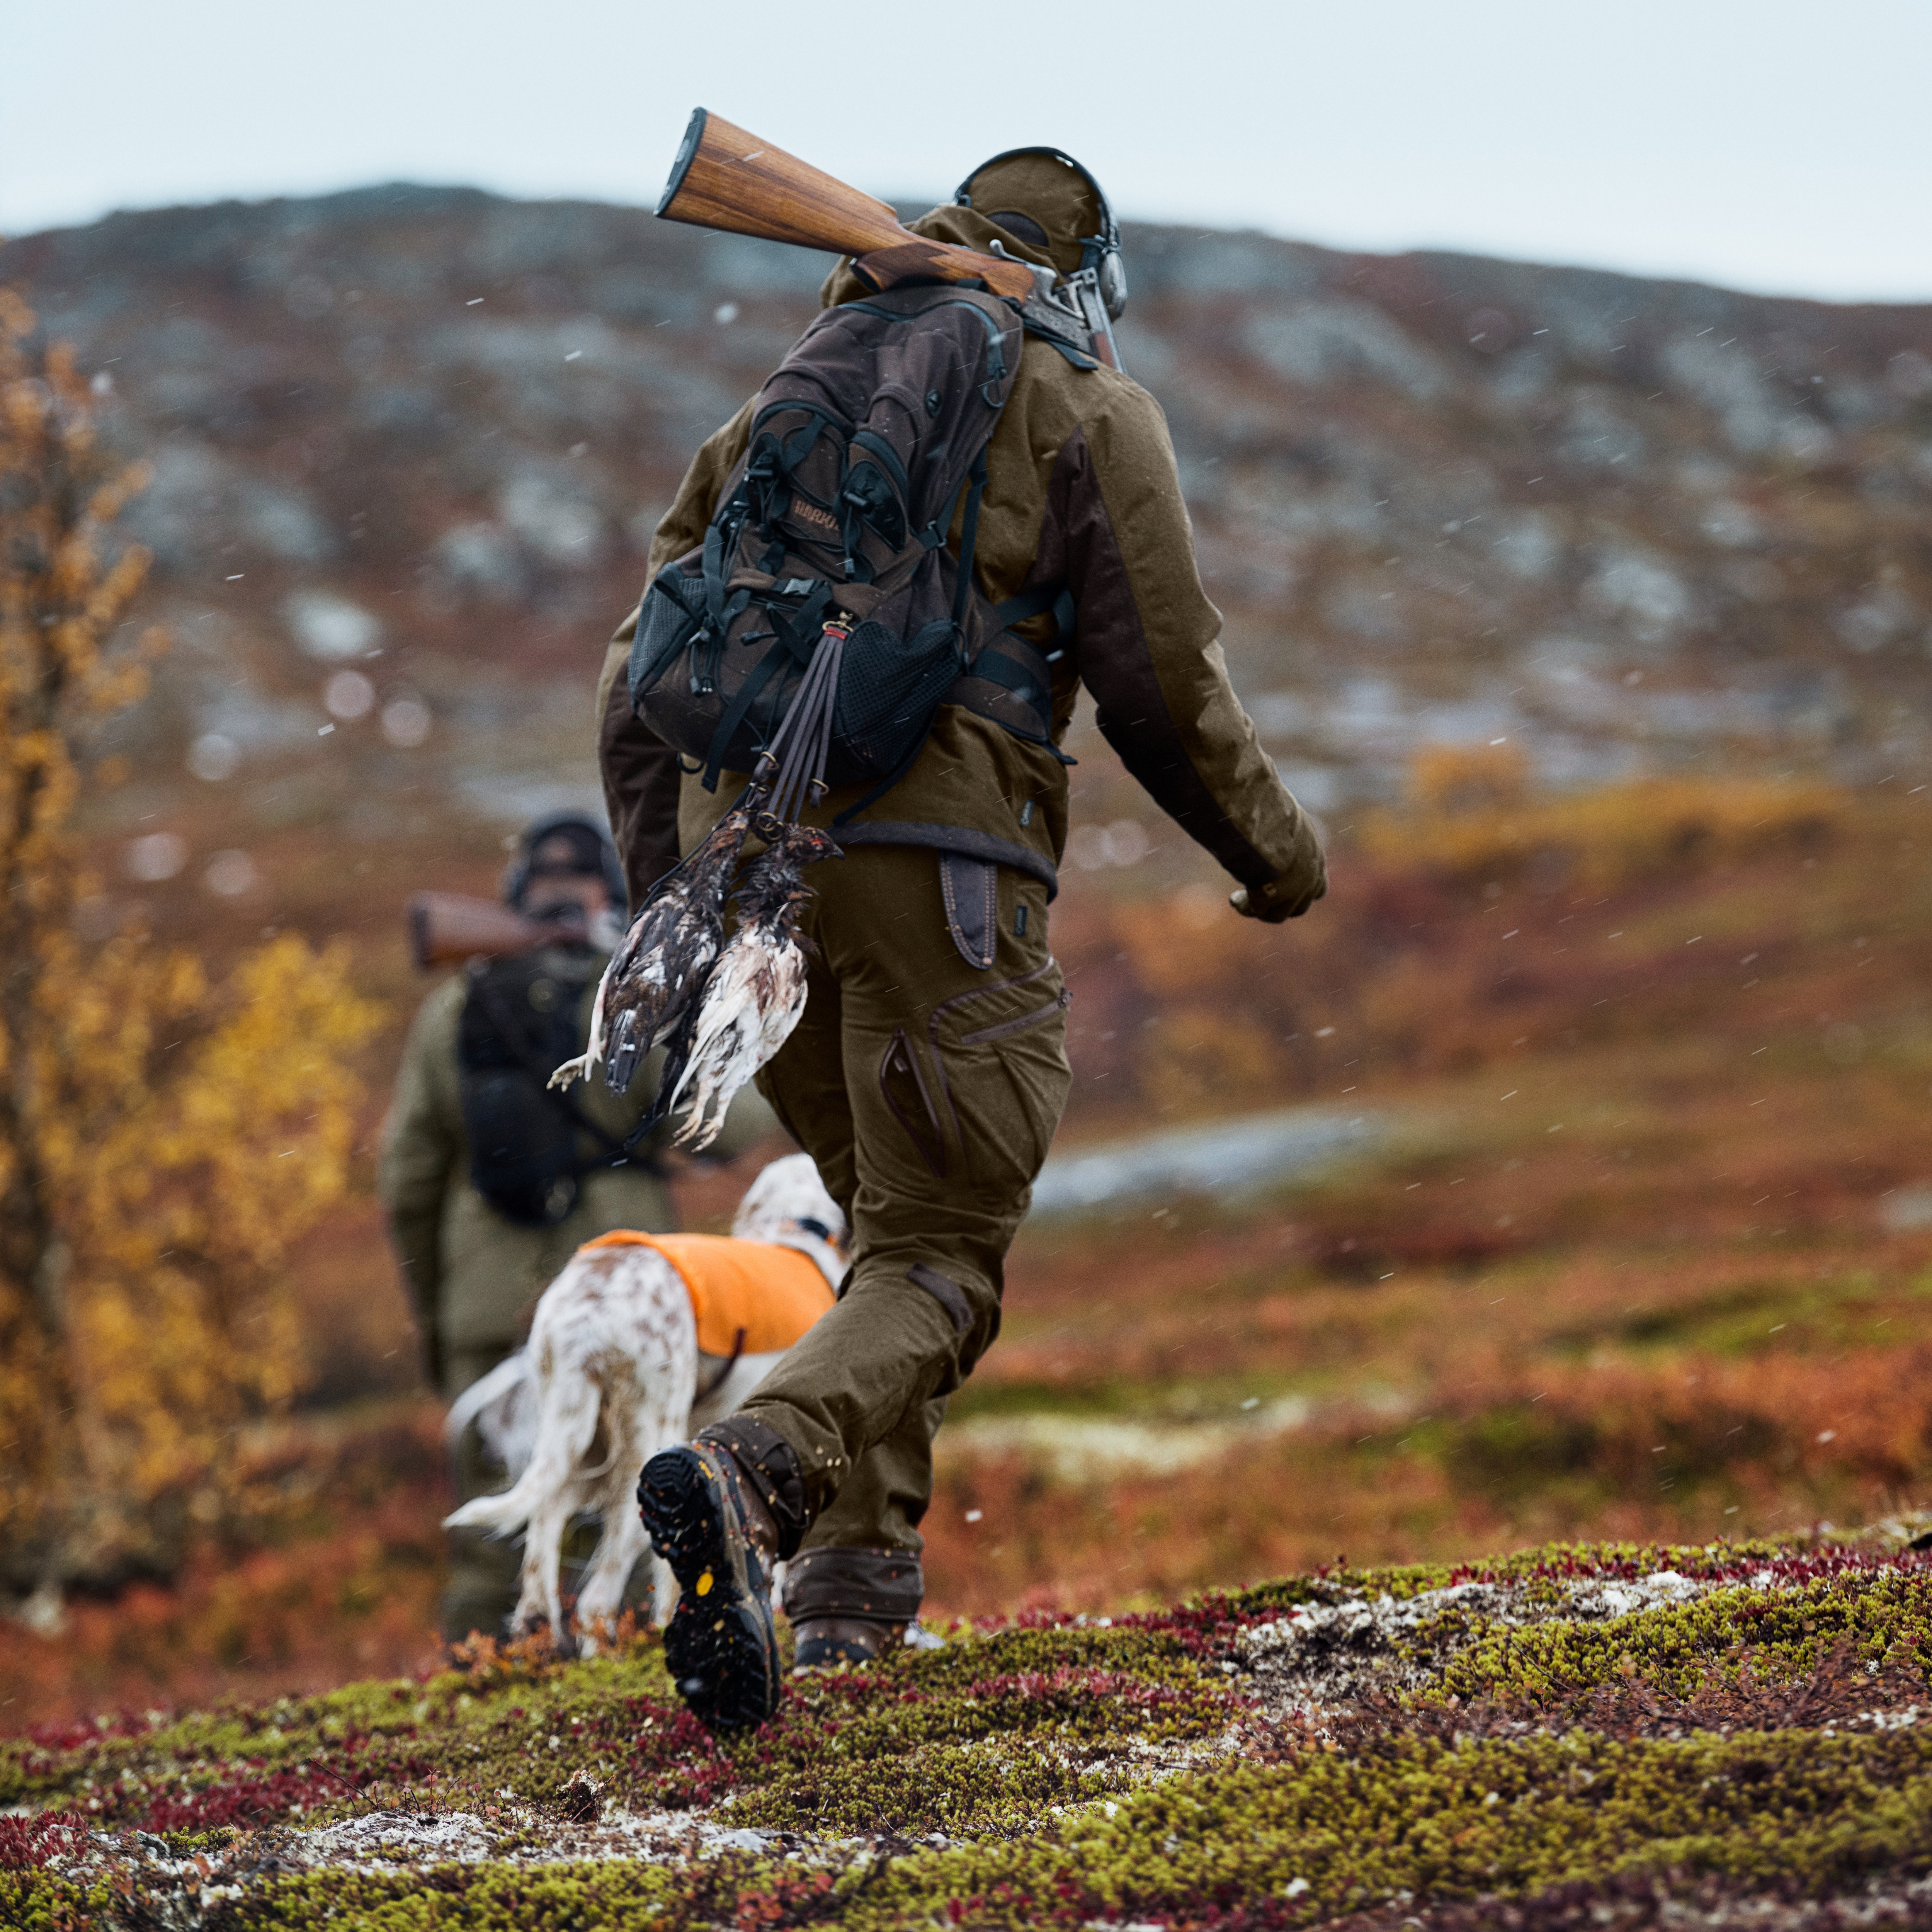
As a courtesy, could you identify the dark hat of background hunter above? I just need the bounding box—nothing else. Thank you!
[954,147,1126,320]
[502,811,628,915]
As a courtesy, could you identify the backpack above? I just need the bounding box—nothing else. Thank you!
[627,283,1070,820]
[457,953,648,1226]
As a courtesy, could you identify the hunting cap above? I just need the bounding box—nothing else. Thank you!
[503,810,627,913]
[956,150,1107,281]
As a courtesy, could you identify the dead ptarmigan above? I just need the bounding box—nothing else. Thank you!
[663,821,840,1150]
[549,803,753,1097]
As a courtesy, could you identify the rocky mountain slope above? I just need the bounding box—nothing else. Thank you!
[3,185,1928,854]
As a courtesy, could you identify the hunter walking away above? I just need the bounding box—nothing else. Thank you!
[589,111,1324,1730]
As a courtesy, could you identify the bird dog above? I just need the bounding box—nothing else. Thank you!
[443,1153,847,1648]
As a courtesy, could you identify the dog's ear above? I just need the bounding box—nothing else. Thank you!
[732,1151,840,1242]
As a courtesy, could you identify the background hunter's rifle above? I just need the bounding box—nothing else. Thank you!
[657,109,1119,368]
[407,893,589,969]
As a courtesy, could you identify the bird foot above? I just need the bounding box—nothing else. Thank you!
[672,1105,725,1154]
[548,1057,587,1091]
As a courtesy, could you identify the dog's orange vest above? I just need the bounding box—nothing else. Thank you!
[577,1231,834,1357]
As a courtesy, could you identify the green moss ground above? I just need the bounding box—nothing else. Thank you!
[8,1537,1932,1928]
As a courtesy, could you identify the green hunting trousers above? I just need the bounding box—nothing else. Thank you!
[742,841,1070,1621]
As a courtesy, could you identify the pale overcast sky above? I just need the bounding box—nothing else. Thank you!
[3,0,1925,302]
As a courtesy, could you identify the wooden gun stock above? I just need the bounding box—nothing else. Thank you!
[657,108,1039,304]
[408,893,585,969]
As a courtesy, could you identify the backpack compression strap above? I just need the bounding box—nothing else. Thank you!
[992,581,1077,658]
[700,580,835,793]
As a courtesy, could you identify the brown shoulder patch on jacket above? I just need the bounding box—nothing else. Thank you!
[1037,426,1278,886]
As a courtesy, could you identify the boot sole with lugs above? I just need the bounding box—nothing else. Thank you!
[637,1444,781,1732]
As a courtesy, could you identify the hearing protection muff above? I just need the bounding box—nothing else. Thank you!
[954,147,1128,322]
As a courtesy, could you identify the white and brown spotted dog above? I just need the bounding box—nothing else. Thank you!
[443,1154,846,1648]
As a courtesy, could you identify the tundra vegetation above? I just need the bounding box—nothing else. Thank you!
[9,1537,1932,1927]
[4,747,1929,1925]
[3,747,1928,1726]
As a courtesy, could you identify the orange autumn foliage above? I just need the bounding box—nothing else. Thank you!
[1361,742,1845,889]
[0,291,380,1606]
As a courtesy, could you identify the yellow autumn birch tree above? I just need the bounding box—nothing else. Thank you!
[0,289,379,1617]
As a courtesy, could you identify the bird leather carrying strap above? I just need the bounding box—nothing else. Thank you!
[627,282,1072,823]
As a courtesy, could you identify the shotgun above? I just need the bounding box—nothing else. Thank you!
[657,108,1118,369]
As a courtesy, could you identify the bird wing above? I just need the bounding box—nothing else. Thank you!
[672,933,812,1151]
[665,935,765,1116]
[600,893,721,1085]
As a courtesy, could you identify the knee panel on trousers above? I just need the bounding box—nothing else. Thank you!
[904,1261,1000,1381]
[782,1545,923,1624]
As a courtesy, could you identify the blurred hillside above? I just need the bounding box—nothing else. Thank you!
[2,182,1929,878]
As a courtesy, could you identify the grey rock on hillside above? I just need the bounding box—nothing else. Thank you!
[3,184,1927,834]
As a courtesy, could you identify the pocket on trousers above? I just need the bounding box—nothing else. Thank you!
[878,1025,949,1180]
[925,957,1072,1191]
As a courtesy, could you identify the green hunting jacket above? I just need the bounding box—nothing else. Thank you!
[595,203,1327,919]
[378,943,774,1375]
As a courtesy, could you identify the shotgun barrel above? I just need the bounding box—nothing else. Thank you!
[657,108,1040,306]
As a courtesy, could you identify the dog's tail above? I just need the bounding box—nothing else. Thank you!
[442,1361,603,1540]
[443,1351,530,1454]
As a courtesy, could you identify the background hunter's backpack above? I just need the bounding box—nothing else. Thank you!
[457,953,641,1226]
[627,282,1071,812]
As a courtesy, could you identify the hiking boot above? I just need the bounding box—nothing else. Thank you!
[637,1442,781,1732]
[791,1614,906,1671]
